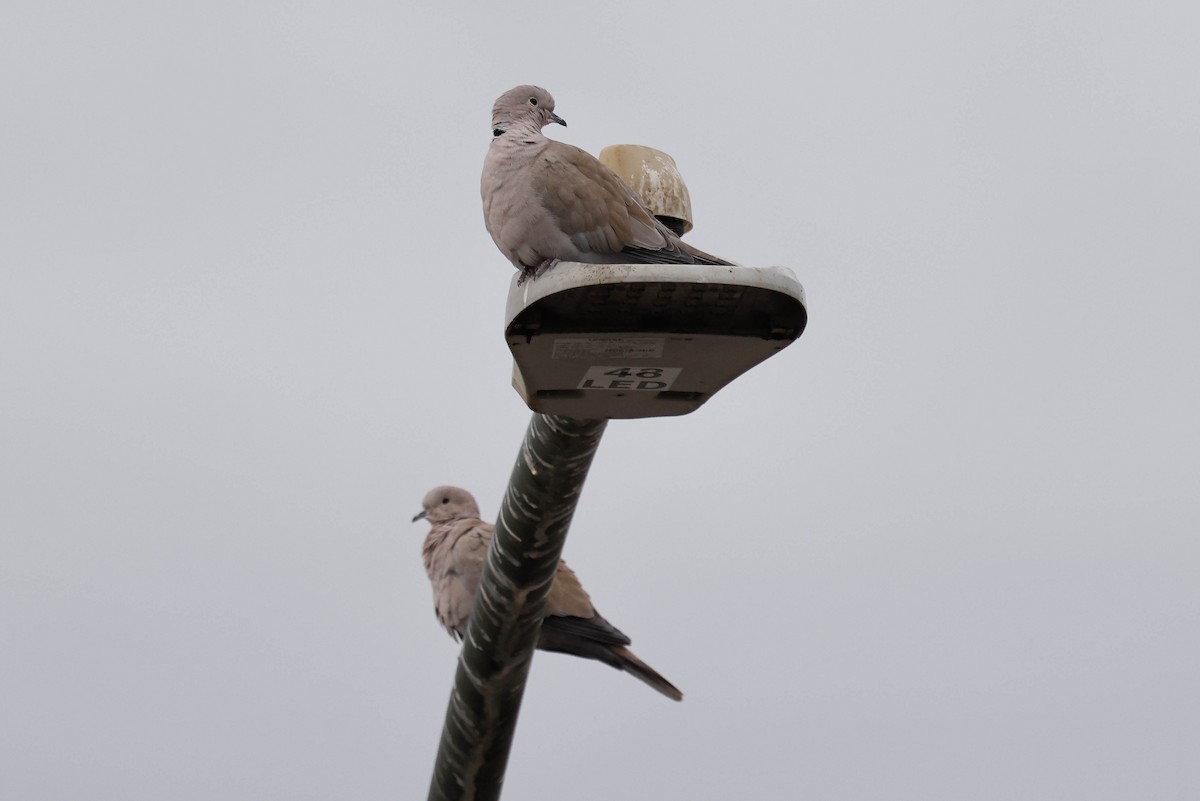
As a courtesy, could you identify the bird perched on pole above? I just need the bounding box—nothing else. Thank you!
[413,485,683,701]
[481,84,731,282]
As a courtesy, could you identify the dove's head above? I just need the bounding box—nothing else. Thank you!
[491,85,566,136]
[413,485,482,525]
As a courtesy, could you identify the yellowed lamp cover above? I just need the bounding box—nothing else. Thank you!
[598,144,694,235]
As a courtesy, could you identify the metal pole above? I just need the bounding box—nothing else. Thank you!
[427,412,608,801]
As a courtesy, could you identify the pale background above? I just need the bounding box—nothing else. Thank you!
[3,2,1198,799]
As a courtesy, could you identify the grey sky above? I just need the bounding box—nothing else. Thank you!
[3,2,1198,799]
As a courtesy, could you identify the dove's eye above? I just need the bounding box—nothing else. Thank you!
[528,97,538,106]
[441,497,450,504]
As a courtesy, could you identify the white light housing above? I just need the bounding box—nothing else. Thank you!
[505,263,807,419]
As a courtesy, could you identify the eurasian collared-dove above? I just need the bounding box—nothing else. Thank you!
[413,485,683,701]
[481,85,731,281]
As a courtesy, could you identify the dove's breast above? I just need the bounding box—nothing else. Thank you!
[481,139,586,269]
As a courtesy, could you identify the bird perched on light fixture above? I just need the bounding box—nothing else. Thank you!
[481,84,731,282]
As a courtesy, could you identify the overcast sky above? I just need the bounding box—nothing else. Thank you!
[3,2,1198,799]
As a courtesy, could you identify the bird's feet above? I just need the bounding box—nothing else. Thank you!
[517,258,560,286]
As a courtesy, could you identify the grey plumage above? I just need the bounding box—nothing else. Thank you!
[481,85,731,280]
[413,485,683,702]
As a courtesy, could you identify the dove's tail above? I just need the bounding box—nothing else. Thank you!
[610,645,684,702]
[537,621,684,701]
[620,238,734,267]
[678,239,734,266]
[537,613,686,700]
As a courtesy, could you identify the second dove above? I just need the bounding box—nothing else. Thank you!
[414,485,683,701]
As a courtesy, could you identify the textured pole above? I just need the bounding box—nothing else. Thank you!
[427,413,608,801]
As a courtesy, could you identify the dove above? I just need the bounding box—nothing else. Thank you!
[481,85,732,281]
[413,485,683,701]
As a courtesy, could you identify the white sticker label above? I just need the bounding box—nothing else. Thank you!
[552,337,665,360]
[578,366,682,391]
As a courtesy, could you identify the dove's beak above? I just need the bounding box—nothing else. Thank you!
[412,509,427,523]
[550,112,566,127]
